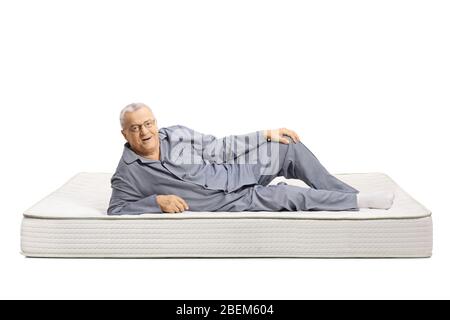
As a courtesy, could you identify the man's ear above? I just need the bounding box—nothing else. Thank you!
[121,130,127,140]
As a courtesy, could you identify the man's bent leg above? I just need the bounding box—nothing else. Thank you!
[257,138,359,194]
[248,184,359,211]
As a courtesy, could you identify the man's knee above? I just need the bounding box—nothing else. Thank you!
[284,138,311,160]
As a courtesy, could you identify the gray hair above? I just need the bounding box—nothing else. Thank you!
[120,103,152,129]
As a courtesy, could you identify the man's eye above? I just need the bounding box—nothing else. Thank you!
[131,126,139,131]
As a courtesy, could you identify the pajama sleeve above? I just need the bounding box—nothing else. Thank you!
[203,130,266,163]
[168,125,267,163]
[107,174,162,215]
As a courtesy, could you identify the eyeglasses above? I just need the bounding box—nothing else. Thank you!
[128,119,157,133]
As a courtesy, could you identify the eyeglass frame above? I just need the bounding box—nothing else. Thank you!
[126,119,157,133]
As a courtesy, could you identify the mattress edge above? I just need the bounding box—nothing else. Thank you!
[22,212,433,221]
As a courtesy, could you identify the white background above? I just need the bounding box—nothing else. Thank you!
[0,0,449,299]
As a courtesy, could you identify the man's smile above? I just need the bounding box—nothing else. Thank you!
[141,136,152,143]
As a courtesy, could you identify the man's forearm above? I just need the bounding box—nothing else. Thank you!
[108,194,162,215]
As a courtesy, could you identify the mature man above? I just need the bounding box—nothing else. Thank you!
[108,103,394,215]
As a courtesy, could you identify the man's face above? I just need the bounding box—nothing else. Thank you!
[121,107,159,157]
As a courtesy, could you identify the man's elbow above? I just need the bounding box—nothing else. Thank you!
[107,206,122,216]
[107,201,126,216]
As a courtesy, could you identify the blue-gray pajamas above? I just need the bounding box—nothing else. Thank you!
[246,140,359,211]
[108,125,359,215]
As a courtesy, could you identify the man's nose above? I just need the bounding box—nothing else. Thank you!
[140,125,150,135]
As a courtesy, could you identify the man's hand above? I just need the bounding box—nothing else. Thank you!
[156,195,189,213]
[264,128,301,144]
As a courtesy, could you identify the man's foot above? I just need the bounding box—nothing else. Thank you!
[357,191,395,209]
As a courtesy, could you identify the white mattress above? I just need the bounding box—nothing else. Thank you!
[21,172,433,258]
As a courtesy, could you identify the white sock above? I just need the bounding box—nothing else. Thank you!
[357,191,395,210]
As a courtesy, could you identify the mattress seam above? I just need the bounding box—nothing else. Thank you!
[22,213,432,221]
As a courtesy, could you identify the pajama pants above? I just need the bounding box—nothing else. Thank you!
[243,138,360,211]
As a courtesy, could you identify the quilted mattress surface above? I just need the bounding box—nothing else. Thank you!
[21,172,433,258]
